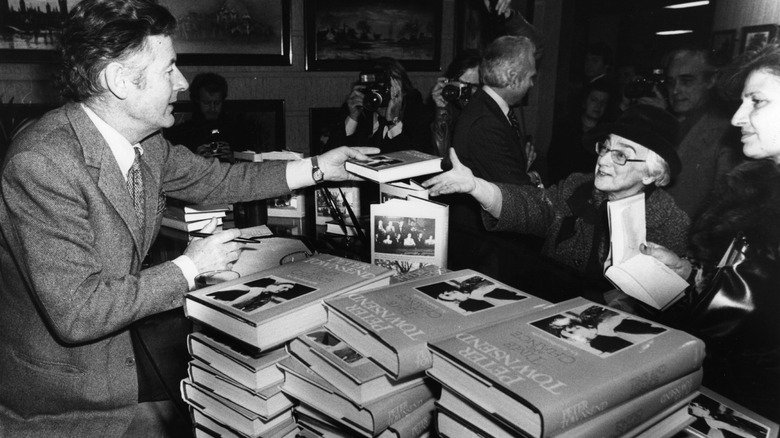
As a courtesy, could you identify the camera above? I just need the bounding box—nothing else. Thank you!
[624,69,666,99]
[441,80,475,104]
[357,69,392,112]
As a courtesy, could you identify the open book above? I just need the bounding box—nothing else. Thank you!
[604,193,689,310]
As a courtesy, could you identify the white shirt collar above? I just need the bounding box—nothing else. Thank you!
[81,103,142,180]
[482,86,512,122]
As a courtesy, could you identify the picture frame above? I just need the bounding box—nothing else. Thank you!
[740,24,779,54]
[169,99,286,152]
[0,0,291,66]
[304,0,443,72]
[711,29,736,66]
[456,0,534,52]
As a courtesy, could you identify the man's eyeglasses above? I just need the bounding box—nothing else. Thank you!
[595,141,646,166]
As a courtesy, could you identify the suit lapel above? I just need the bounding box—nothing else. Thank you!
[67,104,146,254]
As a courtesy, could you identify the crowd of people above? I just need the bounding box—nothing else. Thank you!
[0,0,778,435]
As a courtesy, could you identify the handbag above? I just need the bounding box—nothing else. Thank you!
[689,232,780,342]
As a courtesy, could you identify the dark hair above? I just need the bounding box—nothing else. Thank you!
[444,49,483,81]
[57,0,177,102]
[719,40,780,101]
[587,42,614,67]
[372,57,415,95]
[189,72,228,102]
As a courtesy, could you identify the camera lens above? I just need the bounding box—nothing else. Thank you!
[441,84,462,103]
[364,91,383,112]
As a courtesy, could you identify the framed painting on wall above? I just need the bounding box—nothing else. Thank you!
[304,0,443,72]
[711,29,736,66]
[457,0,534,52]
[740,24,779,54]
[0,0,291,65]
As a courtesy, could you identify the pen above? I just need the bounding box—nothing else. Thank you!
[189,231,264,244]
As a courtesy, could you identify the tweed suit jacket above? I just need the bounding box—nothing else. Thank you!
[0,103,290,437]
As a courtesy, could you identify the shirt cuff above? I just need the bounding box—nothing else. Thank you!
[385,121,403,139]
[172,255,198,291]
[345,116,358,136]
[286,157,315,190]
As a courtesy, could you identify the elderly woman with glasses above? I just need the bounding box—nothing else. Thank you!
[423,104,689,302]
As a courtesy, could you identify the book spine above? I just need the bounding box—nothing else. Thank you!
[555,368,702,438]
[373,382,437,434]
[382,399,435,438]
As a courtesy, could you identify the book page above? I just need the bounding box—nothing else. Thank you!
[607,193,645,264]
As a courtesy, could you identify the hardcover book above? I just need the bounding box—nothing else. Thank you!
[186,331,287,391]
[377,398,435,438]
[185,254,394,350]
[684,386,779,438]
[188,359,293,420]
[191,407,299,438]
[345,150,443,183]
[426,297,706,438]
[295,403,359,438]
[181,379,294,438]
[278,356,436,437]
[371,195,449,276]
[287,328,425,405]
[162,216,223,232]
[603,193,688,310]
[323,269,551,380]
[379,180,429,203]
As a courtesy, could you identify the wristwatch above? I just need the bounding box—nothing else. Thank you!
[311,156,324,184]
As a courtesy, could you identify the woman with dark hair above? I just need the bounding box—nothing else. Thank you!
[325,57,433,155]
[642,42,780,422]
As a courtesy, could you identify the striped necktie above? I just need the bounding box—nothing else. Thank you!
[127,146,145,226]
[507,109,523,140]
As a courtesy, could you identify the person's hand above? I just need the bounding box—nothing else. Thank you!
[640,242,691,279]
[317,146,381,181]
[347,85,365,121]
[431,77,448,108]
[184,219,243,272]
[385,77,404,121]
[483,0,513,17]
[637,86,668,110]
[421,148,477,196]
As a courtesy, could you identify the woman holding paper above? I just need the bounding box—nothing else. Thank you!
[422,104,689,302]
[640,43,780,422]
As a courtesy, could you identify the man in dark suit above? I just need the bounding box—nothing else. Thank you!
[446,35,542,288]
[0,0,375,436]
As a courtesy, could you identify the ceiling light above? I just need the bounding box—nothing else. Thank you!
[656,30,694,35]
[664,1,709,9]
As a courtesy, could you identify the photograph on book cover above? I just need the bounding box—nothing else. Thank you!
[315,184,360,225]
[204,275,317,314]
[687,391,774,438]
[373,215,437,271]
[304,0,442,71]
[415,273,529,315]
[530,304,667,357]
[306,330,365,366]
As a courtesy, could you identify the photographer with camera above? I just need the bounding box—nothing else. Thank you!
[324,57,433,156]
[637,47,743,219]
[430,50,482,157]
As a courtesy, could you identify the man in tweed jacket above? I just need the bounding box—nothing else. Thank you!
[0,0,374,435]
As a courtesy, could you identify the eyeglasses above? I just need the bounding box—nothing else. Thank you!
[595,141,646,166]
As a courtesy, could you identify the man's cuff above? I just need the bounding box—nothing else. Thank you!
[172,256,198,291]
[345,116,358,136]
[386,121,403,139]
[286,157,315,190]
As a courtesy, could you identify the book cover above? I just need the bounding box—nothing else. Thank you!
[377,398,435,438]
[371,196,448,276]
[315,183,361,226]
[426,297,706,437]
[267,191,306,218]
[379,180,429,203]
[191,407,299,438]
[323,269,551,380]
[188,359,293,420]
[684,386,779,438]
[162,216,222,232]
[295,403,359,438]
[434,370,700,438]
[287,328,425,405]
[345,150,443,183]
[185,254,394,350]
[604,193,688,310]
[186,331,287,390]
[181,379,294,438]
[278,356,436,437]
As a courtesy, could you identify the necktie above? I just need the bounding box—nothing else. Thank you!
[127,147,145,226]
[507,109,523,140]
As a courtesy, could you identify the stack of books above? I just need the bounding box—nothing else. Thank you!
[180,253,395,436]
[281,327,437,437]
[162,200,232,232]
[425,296,707,438]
